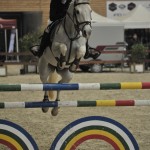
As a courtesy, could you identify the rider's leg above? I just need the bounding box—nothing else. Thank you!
[38,28,50,57]
[30,27,50,58]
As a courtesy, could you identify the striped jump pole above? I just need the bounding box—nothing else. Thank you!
[0,100,150,109]
[0,82,150,91]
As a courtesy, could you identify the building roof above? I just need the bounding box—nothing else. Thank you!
[91,11,123,26]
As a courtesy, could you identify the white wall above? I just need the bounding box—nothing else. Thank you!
[89,24,124,47]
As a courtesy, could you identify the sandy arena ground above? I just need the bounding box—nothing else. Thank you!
[0,71,150,150]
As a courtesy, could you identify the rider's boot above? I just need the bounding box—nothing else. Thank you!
[30,28,50,58]
[84,42,100,60]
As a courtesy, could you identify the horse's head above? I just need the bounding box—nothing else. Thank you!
[72,0,92,39]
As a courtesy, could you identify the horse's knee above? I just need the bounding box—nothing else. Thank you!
[77,45,86,58]
[59,44,67,56]
[56,43,67,69]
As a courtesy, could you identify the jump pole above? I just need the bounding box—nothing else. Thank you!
[0,100,150,109]
[0,82,150,91]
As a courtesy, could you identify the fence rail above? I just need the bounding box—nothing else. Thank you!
[0,50,150,66]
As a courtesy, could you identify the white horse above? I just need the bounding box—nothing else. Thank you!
[38,0,92,116]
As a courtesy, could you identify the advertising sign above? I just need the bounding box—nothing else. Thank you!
[107,1,150,19]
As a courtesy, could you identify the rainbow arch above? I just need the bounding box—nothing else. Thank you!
[0,119,38,150]
[50,116,139,150]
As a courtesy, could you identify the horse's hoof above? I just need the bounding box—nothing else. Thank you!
[69,64,77,72]
[51,99,60,116]
[42,97,49,113]
[51,107,59,116]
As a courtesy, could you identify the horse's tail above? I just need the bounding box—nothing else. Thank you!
[48,71,58,100]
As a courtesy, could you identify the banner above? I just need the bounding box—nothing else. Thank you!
[107,1,150,19]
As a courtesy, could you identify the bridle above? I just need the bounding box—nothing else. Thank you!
[54,1,92,66]
[64,1,92,40]
[74,2,92,33]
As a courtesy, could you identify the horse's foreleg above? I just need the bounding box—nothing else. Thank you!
[38,57,52,113]
[56,68,73,100]
[41,91,50,113]
[57,43,67,69]
[69,58,81,72]
[51,90,60,116]
[69,45,86,72]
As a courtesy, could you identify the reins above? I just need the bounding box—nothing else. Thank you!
[55,1,92,66]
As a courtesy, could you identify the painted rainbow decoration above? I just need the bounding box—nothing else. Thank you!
[50,116,139,150]
[0,119,38,150]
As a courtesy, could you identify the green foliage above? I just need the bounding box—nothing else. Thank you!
[19,29,42,52]
[131,43,147,63]
[19,28,43,61]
